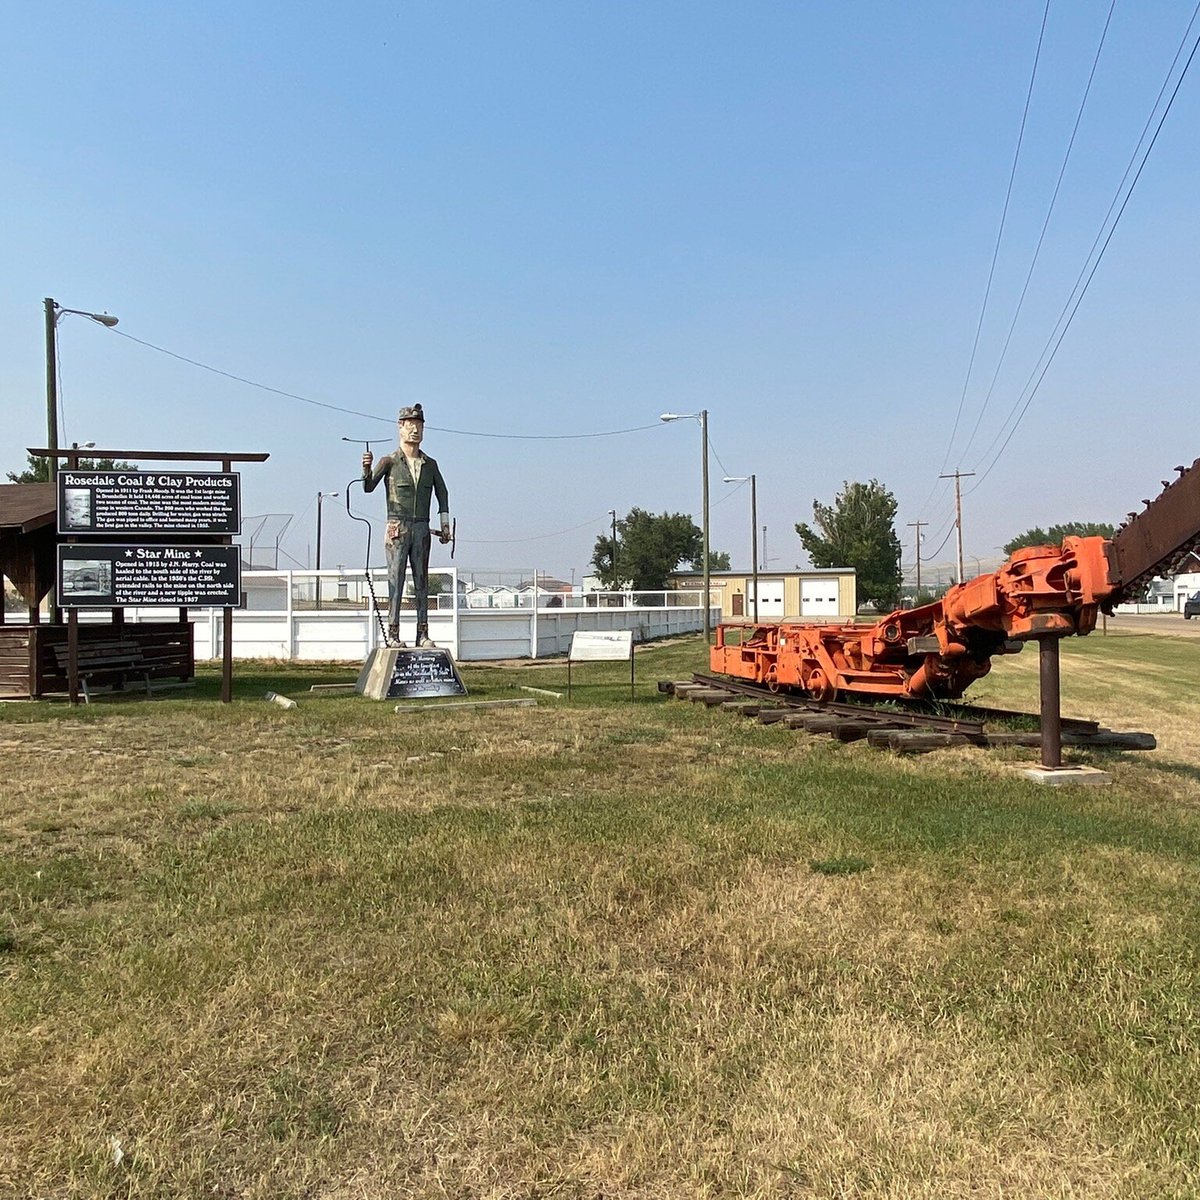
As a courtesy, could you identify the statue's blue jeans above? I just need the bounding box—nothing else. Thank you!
[385,518,431,635]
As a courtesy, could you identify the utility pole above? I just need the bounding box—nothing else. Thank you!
[45,299,58,483]
[749,475,758,622]
[723,474,758,622]
[659,409,711,641]
[45,298,120,483]
[906,519,926,596]
[315,490,339,609]
[608,509,618,587]
[700,409,709,642]
[938,470,975,584]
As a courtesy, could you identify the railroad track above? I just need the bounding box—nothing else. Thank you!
[658,675,1154,754]
[688,673,1104,733]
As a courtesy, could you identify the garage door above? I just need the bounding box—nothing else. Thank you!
[800,579,840,616]
[749,579,785,616]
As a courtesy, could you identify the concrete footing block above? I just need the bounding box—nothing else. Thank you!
[1020,764,1112,787]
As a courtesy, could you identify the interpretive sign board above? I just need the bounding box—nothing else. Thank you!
[567,629,635,699]
[569,630,634,661]
[57,471,240,536]
[57,544,241,609]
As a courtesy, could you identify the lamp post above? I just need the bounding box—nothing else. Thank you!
[661,410,710,641]
[315,490,339,608]
[45,298,118,483]
[723,474,758,622]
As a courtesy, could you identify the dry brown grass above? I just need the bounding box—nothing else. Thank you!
[2,637,1198,1198]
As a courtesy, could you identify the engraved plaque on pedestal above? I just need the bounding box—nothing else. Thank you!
[356,647,468,701]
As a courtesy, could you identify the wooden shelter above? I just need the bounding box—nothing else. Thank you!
[0,483,56,610]
[0,482,194,700]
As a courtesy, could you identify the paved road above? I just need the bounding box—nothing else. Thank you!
[1105,612,1200,638]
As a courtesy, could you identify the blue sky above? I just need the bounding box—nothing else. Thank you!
[3,2,1198,584]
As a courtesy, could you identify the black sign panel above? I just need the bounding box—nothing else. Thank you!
[387,648,468,698]
[58,471,240,535]
[58,545,242,609]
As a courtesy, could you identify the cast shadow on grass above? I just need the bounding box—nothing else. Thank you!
[192,664,357,700]
[1145,758,1200,788]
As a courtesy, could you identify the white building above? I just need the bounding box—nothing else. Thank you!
[1171,552,1200,611]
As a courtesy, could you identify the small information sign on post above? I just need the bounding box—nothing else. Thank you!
[567,629,635,700]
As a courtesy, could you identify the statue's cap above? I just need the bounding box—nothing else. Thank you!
[398,403,425,423]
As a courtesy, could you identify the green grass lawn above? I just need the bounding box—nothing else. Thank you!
[2,632,1198,1198]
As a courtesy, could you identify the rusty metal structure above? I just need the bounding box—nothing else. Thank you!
[711,459,1200,764]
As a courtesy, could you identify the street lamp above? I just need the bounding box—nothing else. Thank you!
[723,474,758,622]
[45,298,118,482]
[661,410,710,641]
[315,490,339,608]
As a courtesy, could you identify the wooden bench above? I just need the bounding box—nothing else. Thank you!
[52,639,153,703]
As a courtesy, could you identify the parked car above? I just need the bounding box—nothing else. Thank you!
[1184,591,1200,619]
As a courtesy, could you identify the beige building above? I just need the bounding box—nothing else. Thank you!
[671,567,857,622]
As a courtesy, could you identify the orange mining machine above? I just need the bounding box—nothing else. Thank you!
[711,459,1200,713]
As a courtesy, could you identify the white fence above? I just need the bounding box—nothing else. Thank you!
[108,567,714,662]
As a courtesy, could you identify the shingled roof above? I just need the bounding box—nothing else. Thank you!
[0,484,57,604]
[0,483,55,532]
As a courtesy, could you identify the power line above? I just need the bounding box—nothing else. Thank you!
[110,328,385,422]
[967,3,1200,492]
[108,327,669,441]
[940,0,1051,477]
[340,503,611,546]
[713,476,749,507]
[959,0,1118,465]
[429,420,667,440]
[707,438,733,480]
[922,522,958,562]
[458,514,614,545]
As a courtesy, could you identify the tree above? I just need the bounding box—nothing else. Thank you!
[1003,521,1116,555]
[795,479,902,610]
[591,507,707,590]
[7,452,138,483]
[708,549,731,571]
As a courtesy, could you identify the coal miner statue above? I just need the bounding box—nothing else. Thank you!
[362,404,451,647]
